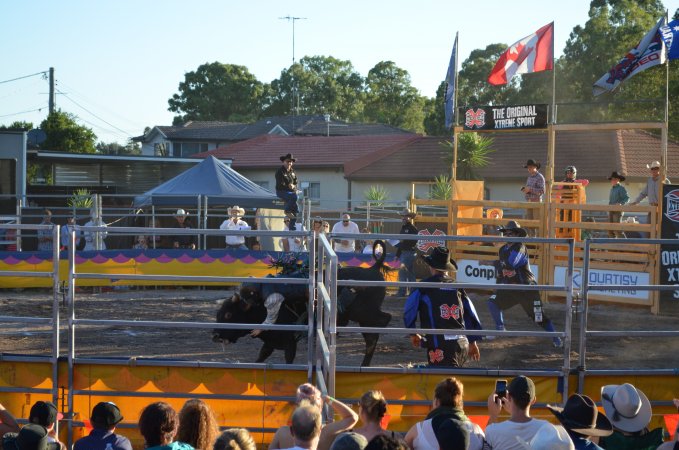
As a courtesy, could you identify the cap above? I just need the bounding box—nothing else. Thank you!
[91,402,123,428]
[329,432,368,450]
[29,402,62,427]
[508,376,535,403]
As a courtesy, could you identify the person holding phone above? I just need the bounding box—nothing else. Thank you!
[485,376,551,450]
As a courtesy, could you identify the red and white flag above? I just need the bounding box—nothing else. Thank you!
[488,22,554,86]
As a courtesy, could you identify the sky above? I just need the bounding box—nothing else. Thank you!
[0,0,646,145]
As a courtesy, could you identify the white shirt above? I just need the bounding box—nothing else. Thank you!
[288,223,307,252]
[263,293,285,325]
[83,219,108,251]
[331,220,360,252]
[484,418,550,450]
[220,218,250,246]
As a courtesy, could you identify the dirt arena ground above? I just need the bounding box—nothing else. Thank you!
[1,287,678,370]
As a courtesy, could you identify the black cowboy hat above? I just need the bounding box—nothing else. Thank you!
[280,153,296,162]
[422,246,457,272]
[548,394,613,437]
[498,220,528,237]
[524,159,541,169]
[607,171,625,181]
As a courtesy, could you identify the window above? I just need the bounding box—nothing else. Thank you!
[172,142,208,157]
[306,182,320,199]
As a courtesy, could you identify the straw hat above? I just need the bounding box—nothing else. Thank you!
[229,205,245,217]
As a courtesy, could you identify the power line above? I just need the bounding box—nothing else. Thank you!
[0,70,47,85]
[57,88,133,137]
[0,107,44,119]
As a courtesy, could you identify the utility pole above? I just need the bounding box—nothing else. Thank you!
[48,67,55,115]
[279,16,307,136]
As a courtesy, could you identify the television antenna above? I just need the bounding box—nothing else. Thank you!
[279,16,307,135]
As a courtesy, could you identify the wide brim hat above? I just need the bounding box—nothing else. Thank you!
[647,160,661,169]
[547,394,613,437]
[422,246,457,272]
[399,208,416,218]
[229,205,245,216]
[607,171,626,182]
[516,423,574,450]
[524,159,541,169]
[280,153,296,162]
[601,383,652,433]
[175,208,189,217]
[486,208,503,219]
[498,220,528,237]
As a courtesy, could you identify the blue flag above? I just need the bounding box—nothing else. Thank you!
[660,19,679,59]
[444,34,458,129]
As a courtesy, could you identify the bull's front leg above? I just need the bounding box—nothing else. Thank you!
[360,332,380,367]
[256,344,275,362]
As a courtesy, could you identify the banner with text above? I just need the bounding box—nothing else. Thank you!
[660,185,679,300]
[461,104,548,131]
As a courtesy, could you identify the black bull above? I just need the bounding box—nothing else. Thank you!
[212,242,392,366]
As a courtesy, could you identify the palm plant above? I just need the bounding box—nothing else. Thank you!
[364,185,390,207]
[429,175,452,200]
[67,188,93,208]
[442,132,494,180]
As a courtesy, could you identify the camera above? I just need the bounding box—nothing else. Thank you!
[495,379,507,399]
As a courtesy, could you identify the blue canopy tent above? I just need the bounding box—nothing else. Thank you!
[133,155,281,209]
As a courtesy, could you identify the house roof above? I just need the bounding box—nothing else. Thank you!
[349,130,679,182]
[135,115,413,143]
[194,134,420,171]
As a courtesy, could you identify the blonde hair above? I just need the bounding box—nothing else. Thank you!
[296,383,322,408]
[177,399,219,450]
[359,390,388,423]
[213,428,256,450]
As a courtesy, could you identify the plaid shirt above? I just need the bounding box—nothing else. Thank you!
[525,171,545,202]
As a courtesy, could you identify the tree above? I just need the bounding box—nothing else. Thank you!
[363,61,425,132]
[458,44,520,107]
[40,110,97,153]
[442,133,495,180]
[557,0,666,123]
[96,141,141,155]
[0,121,33,131]
[264,55,365,121]
[168,62,264,124]
[423,82,447,136]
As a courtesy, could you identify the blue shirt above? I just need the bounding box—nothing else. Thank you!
[74,428,133,450]
[146,442,194,450]
[567,430,604,450]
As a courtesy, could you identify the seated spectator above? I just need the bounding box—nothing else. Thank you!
[134,235,149,250]
[177,399,219,450]
[404,377,484,450]
[269,383,358,450]
[330,432,368,450]
[360,229,374,255]
[74,402,132,450]
[547,394,612,450]
[312,217,324,236]
[353,391,393,442]
[171,210,196,250]
[28,401,65,450]
[364,435,408,450]
[0,402,20,441]
[289,402,322,450]
[484,376,550,450]
[3,423,59,450]
[138,402,194,450]
[83,212,108,251]
[60,216,83,252]
[37,209,54,252]
[213,428,256,450]
[598,383,663,450]
[221,206,250,251]
[516,423,574,450]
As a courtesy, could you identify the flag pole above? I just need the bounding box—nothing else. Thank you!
[551,22,556,124]
[663,11,669,178]
[452,32,459,181]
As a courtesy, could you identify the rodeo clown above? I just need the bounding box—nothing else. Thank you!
[486,220,563,348]
[404,246,482,367]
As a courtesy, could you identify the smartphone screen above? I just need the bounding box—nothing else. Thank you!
[495,379,507,398]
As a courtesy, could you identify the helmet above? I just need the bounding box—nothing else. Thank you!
[565,166,577,175]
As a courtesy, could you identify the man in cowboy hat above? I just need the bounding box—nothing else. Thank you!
[522,159,545,236]
[631,160,671,207]
[275,153,299,231]
[485,220,562,348]
[171,209,196,250]
[598,383,663,450]
[220,206,251,250]
[547,393,612,449]
[395,208,419,297]
[403,246,482,367]
[607,171,629,239]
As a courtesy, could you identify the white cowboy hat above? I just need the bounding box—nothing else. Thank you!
[646,161,661,169]
[175,209,189,217]
[229,205,245,216]
[601,383,652,433]
[516,423,574,450]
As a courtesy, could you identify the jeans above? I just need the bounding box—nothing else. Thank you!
[398,251,416,296]
[277,190,299,230]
